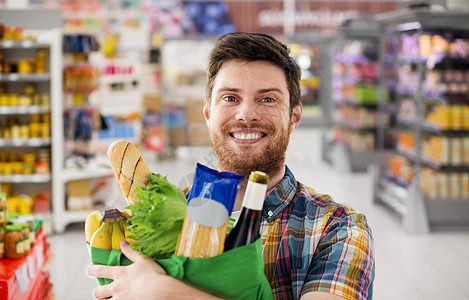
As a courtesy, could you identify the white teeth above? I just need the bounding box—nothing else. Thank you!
[233,132,262,140]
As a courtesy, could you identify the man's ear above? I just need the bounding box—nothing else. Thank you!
[203,100,210,127]
[290,103,303,131]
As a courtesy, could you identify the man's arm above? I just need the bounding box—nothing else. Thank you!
[87,241,223,300]
[299,212,375,300]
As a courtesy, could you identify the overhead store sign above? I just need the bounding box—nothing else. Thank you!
[224,1,397,32]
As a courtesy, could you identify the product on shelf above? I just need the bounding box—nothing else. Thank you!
[0,225,4,258]
[4,224,24,259]
[421,167,469,199]
[0,149,50,176]
[64,65,100,94]
[0,48,48,74]
[0,190,6,226]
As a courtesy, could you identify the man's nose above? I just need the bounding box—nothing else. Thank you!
[235,100,262,122]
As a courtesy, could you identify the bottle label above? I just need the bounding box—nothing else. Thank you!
[243,182,267,211]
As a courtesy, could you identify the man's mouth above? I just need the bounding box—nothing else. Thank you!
[229,130,267,142]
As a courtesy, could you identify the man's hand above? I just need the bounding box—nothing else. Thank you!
[87,240,222,300]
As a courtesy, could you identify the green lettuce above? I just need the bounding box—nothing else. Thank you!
[126,173,187,260]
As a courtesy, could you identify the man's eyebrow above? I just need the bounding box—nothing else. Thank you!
[215,87,284,94]
[216,87,240,93]
[258,88,284,94]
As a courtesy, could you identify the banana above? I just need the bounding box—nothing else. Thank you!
[119,219,127,233]
[90,222,112,251]
[121,210,131,219]
[85,211,102,244]
[111,222,126,250]
[125,227,137,245]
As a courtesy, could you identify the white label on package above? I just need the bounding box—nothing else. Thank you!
[187,197,228,228]
[27,255,36,279]
[15,264,28,292]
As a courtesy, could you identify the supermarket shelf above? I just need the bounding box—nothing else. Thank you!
[330,142,379,173]
[334,119,377,131]
[375,174,408,216]
[425,197,469,230]
[421,123,469,136]
[62,167,114,183]
[0,173,51,183]
[0,105,50,115]
[397,117,469,136]
[0,138,51,147]
[375,8,469,233]
[0,40,50,49]
[0,73,50,82]
[396,146,469,172]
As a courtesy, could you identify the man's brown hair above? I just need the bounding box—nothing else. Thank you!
[205,32,302,115]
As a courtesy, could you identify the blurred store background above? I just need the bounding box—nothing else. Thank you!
[0,0,469,299]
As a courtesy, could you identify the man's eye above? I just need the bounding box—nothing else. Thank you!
[261,97,274,103]
[224,96,237,102]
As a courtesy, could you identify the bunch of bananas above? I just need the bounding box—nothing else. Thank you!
[85,208,136,251]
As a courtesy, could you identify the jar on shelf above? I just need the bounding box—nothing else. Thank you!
[29,123,41,138]
[23,84,36,95]
[4,224,24,259]
[40,93,50,106]
[3,162,12,175]
[0,94,8,105]
[8,93,18,106]
[0,191,6,226]
[34,161,49,174]
[41,123,50,138]
[18,94,33,106]
[0,226,4,259]
[18,59,33,74]
[19,125,29,139]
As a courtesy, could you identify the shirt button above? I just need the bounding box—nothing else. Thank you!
[268,211,273,217]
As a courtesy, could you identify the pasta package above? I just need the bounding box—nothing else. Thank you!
[175,163,243,258]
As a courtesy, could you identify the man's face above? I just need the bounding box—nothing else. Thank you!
[203,60,302,178]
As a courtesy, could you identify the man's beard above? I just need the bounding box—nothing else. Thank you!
[210,121,291,179]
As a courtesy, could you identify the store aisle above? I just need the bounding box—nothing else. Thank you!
[47,128,469,300]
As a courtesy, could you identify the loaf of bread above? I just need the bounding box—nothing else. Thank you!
[107,140,152,205]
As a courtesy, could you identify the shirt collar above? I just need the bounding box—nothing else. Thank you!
[262,165,297,222]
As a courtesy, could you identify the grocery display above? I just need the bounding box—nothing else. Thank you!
[288,36,325,125]
[374,8,469,233]
[0,189,52,299]
[0,24,59,225]
[322,18,391,172]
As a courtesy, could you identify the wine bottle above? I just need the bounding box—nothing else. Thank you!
[224,171,268,251]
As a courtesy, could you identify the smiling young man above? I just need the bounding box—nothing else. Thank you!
[88,32,375,300]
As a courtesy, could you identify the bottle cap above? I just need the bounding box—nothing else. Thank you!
[249,171,268,184]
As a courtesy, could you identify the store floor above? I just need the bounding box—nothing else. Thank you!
[47,128,469,300]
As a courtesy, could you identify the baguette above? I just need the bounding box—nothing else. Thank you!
[107,140,152,205]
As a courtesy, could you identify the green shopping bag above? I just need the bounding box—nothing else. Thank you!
[88,239,273,300]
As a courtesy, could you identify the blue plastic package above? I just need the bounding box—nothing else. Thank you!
[187,163,243,216]
[175,163,243,258]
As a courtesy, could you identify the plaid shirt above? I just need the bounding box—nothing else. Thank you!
[260,166,375,300]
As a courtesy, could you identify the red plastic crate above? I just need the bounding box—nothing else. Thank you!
[0,226,52,300]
